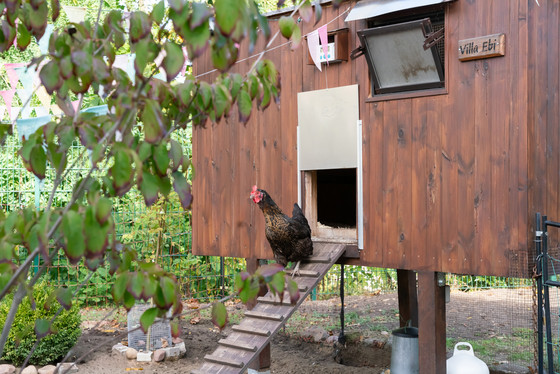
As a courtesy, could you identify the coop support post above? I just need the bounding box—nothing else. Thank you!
[397,269,418,327]
[339,264,346,344]
[417,271,446,374]
[246,258,271,372]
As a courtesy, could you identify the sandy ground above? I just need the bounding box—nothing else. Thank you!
[58,289,535,373]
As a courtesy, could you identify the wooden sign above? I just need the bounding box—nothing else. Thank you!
[458,33,505,61]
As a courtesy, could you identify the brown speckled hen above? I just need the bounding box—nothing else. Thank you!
[250,185,313,276]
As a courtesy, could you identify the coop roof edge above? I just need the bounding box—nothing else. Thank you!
[345,0,457,22]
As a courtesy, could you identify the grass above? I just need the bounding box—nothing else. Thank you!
[446,328,533,365]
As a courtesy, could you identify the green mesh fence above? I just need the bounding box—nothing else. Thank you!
[1,127,535,368]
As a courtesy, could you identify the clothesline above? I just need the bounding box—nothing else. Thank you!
[195,6,351,79]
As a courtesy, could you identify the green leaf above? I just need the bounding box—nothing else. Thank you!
[290,24,302,50]
[234,272,250,293]
[133,38,150,77]
[182,21,210,58]
[96,197,112,225]
[170,318,180,338]
[153,143,170,176]
[28,2,48,31]
[314,1,322,25]
[287,278,300,305]
[257,263,284,278]
[128,272,144,299]
[61,210,85,264]
[278,16,295,39]
[84,205,109,257]
[176,80,196,107]
[258,82,271,110]
[229,73,243,99]
[198,81,212,109]
[160,276,176,306]
[213,83,232,119]
[172,171,192,210]
[191,2,211,29]
[169,140,183,172]
[112,273,128,302]
[143,276,158,300]
[110,150,133,196]
[214,0,239,36]
[211,302,228,331]
[56,287,73,310]
[51,0,60,21]
[123,290,135,311]
[151,0,165,25]
[129,11,151,43]
[269,271,285,299]
[163,42,184,81]
[47,141,65,171]
[237,89,252,123]
[142,100,166,144]
[16,22,31,50]
[298,1,313,23]
[140,307,158,333]
[29,144,46,179]
[71,50,92,77]
[140,171,159,206]
[35,319,51,339]
[39,60,62,94]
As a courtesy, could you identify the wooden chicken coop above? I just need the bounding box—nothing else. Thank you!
[192,0,560,372]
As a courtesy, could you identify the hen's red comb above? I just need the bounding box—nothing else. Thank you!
[252,185,258,193]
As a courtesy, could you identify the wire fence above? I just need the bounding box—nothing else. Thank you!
[1,130,536,370]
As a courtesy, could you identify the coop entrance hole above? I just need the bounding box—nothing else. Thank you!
[303,168,358,242]
[317,168,356,228]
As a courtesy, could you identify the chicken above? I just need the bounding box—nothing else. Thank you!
[250,185,313,276]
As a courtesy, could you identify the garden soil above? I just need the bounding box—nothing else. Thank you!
[66,289,533,374]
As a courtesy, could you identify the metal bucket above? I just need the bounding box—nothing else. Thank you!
[390,326,419,374]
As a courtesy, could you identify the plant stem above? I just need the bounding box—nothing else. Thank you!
[0,283,26,358]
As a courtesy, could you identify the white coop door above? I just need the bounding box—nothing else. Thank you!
[297,85,359,170]
[297,84,363,249]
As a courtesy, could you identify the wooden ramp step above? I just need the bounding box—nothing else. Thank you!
[192,242,347,374]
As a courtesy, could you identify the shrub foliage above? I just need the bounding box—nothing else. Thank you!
[0,281,81,366]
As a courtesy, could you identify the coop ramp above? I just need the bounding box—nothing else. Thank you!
[191,241,347,374]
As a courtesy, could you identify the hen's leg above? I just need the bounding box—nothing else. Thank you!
[291,261,301,278]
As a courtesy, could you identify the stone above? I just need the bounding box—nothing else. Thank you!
[38,365,56,374]
[0,364,16,374]
[325,335,338,345]
[21,366,38,374]
[112,342,128,356]
[302,326,328,342]
[364,338,386,349]
[172,337,183,345]
[175,341,186,354]
[56,363,78,374]
[153,348,166,362]
[164,346,182,361]
[126,347,138,359]
[137,351,153,362]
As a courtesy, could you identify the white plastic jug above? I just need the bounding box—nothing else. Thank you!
[447,342,489,374]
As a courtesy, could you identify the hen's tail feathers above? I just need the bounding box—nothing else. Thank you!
[292,203,308,224]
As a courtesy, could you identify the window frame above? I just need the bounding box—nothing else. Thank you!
[357,6,449,102]
[358,18,445,96]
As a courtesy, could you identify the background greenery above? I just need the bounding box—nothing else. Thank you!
[0,281,81,366]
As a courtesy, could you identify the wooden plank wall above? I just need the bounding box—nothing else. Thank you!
[529,0,560,259]
[192,0,560,278]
